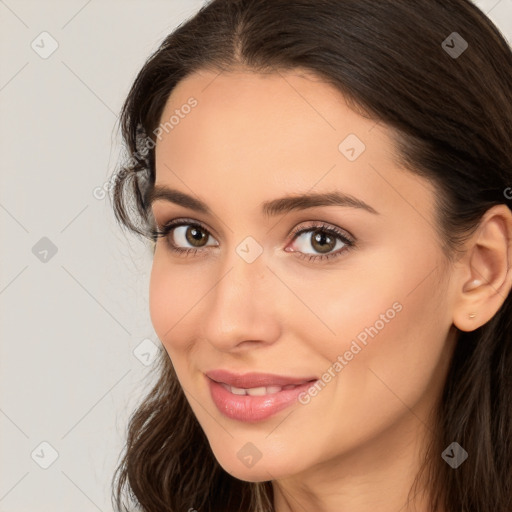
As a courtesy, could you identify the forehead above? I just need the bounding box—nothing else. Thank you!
[155,68,388,159]
[153,69,436,224]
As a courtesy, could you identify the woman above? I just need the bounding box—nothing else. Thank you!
[110,0,512,510]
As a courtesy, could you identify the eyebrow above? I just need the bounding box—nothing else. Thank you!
[147,185,379,217]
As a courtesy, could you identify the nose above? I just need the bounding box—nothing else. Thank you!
[199,251,281,352]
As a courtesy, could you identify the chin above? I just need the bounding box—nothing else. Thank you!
[227,469,272,483]
[210,446,298,482]
[220,463,279,483]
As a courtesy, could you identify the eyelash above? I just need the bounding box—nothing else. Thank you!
[150,218,355,262]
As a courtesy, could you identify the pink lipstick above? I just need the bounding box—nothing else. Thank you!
[206,369,318,422]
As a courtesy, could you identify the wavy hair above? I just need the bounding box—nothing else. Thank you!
[110,1,512,510]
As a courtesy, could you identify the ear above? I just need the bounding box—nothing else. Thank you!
[452,204,512,332]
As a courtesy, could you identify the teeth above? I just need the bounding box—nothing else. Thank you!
[218,381,310,395]
[246,386,268,396]
[220,384,288,395]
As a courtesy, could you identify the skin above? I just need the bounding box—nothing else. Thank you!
[148,68,512,512]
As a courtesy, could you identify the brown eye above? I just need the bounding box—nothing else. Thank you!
[183,226,209,247]
[291,226,350,256]
[310,229,337,254]
[287,222,355,263]
[151,219,219,255]
[153,219,354,263]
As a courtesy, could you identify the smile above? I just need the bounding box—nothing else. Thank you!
[205,370,318,422]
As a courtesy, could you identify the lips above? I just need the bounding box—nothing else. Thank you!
[206,369,317,389]
[205,369,318,422]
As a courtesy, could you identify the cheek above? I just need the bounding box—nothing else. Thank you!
[318,240,447,351]
[148,250,196,354]
[148,256,170,341]
[280,247,427,360]
[296,243,449,393]
[319,254,449,427]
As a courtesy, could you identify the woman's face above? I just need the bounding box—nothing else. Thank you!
[149,69,458,482]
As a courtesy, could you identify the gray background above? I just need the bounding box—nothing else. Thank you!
[0,0,510,510]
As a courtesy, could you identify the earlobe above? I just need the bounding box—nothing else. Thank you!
[452,205,512,332]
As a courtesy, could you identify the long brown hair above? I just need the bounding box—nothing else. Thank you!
[110,1,512,510]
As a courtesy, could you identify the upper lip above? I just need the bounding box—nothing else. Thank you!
[206,369,318,388]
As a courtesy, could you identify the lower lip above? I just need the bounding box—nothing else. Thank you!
[206,376,317,422]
